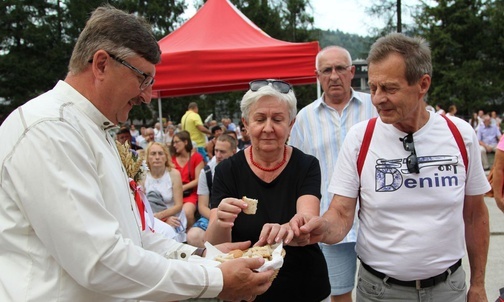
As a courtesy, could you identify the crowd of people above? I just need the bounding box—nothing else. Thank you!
[1,4,502,302]
[433,106,503,170]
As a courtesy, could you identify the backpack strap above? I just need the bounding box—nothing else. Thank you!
[357,116,468,175]
[357,117,377,177]
[204,165,213,196]
[440,115,468,173]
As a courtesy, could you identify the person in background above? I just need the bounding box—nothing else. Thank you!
[237,121,252,150]
[138,127,155,149]
[154,122,164,142]
[205,125,224,160]
[206,79,331,301]
[187,134,237,247]
[144,142,187,242]
[478,115,502,170]
[446,104,457,117]
[130,124,140,138]
[491,111,502,131]
[163,124,176,145]
[116,126,142,150]
[291,33,490,302]
[435,104,445,115]
[171,130,204,228]
[0,5,273,301]
[222,117,241,140]
[181,102,212,161]
[289,45,377,302]
[492,136,504,213]
[469,112,480,132]
[135,126,147,147]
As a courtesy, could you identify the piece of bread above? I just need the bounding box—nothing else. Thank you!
[214,245,285,262]
[242,196,258,214]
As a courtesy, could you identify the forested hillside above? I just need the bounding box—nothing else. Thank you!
[315,29,373,60]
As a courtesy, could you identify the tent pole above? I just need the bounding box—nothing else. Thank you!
[158,96,163,137]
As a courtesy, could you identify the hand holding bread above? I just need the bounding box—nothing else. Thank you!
[255,222,294,246]
[216,196,258,226]
[217,257,273,302]
[214,243,286,282]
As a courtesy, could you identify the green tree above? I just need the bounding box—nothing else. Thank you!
[316,29,373,60]
[0,0,186,125]
[0,1,70,122]
[415,0,502,116]
[365,0,420,36]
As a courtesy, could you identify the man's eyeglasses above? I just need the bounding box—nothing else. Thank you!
[400,133,420,174]
[108,53,155,91]
[318,65,351,76]
[249,79,292,94]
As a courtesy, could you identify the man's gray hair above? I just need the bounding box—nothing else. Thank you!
[68,5,160,74]
[217,134,238,151]
[367,33,432,85]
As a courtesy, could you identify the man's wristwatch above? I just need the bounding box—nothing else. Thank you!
[192,247,206,257]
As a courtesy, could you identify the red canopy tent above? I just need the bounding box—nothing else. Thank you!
[152,0,320,98]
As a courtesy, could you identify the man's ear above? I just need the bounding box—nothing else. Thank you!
[419,74,431,95]
[90,50,110,80]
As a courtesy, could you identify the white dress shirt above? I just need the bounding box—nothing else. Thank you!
[0,81,222,301]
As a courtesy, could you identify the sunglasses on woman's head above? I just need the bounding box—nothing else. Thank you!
[249,79,292,94]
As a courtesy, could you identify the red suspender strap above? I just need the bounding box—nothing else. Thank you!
[357,117,377,177]
[440,115,468,173]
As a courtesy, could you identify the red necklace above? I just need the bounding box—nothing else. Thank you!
[249,146,287,172]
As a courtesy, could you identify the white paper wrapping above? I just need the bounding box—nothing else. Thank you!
[188,242,284,273]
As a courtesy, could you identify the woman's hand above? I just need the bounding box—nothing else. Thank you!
[255,223,294,246]
[215,197,247,228]
[153,212,167,222]
[165,216,181,228]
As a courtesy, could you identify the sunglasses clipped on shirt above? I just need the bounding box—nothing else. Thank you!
[400,133,420,174]
[249,79,292,94]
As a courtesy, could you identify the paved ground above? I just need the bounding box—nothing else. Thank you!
[474,195,504,300]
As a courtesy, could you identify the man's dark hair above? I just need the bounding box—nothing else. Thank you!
[117,127,130,135]
[211,125,222,134]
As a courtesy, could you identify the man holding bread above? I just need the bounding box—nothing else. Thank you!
[0,5,273,301]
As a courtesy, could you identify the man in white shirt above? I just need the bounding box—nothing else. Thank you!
[154,122,164,142]
[293,33,490,302]
[0,5,272,302]
[289,45,377,302]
